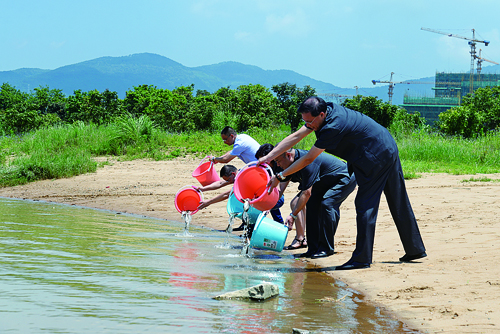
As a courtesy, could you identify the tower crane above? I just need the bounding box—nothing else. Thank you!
[421,27,490,94]
[476,49,499,81]
[372,72,462,104]
[371,72,399,104]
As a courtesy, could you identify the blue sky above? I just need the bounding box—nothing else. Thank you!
[2,0,500,90]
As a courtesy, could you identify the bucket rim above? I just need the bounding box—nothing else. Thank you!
[174,185,203,215]
[234,164,276,203]
[192,158,214,177]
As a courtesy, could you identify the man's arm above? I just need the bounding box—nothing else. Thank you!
[198,189,231,210]
[278,180,289,199]
[194,179,231,192]
[267,145,325,191]
[258,126,312,165]
[212,151,237,164]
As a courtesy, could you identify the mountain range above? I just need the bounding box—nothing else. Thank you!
[1,52,499,105]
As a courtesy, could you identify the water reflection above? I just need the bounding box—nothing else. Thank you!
[0,198,419,333]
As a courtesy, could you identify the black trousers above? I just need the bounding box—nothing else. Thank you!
[350,154,426,264]
[305,176,357,254]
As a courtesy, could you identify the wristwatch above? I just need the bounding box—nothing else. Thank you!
[290,212,298,221]
[276,171,286,181]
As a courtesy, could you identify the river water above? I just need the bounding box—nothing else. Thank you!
[0,198,420,333]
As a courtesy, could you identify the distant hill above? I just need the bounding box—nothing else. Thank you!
[0,53,344,99]
[2,52,499,105]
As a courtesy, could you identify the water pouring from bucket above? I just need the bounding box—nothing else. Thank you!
[241,200,252,256]
[192,156,220,186]
[233,162,280,212]
[226,191,262,225]
[181,211,192,236]
[174,186,203,235]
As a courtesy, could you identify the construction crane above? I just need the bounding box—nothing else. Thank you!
[321,92,353,104]
[372,72,462,104]
[421,27,490,94]
[371,72,399,104]
[476,49,499,81]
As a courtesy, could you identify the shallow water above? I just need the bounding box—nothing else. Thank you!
[0,198,419,333]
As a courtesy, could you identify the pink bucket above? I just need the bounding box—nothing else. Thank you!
[174,186,203,215]
[233,162,280,212]
[192,156,220,186]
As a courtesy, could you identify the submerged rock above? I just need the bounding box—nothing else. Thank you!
[292,329,310,334]
[213,283,279,301]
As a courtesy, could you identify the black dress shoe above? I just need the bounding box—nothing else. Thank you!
[232,223,246,232]
[335,261,370,270]
[399,251,427,262]
[310,250,334,259]
[295,251,313,258]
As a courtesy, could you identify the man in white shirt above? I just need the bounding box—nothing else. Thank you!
[210,126,260,164]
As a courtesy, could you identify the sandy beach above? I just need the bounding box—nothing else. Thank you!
[1,156,499,333]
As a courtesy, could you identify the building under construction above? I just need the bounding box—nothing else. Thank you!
[400,71,500,125]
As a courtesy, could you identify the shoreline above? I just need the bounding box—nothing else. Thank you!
[1,157,500,333]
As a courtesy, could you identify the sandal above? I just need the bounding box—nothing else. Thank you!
[285,237,307,250]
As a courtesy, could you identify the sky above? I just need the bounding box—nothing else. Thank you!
[2,0,500,92]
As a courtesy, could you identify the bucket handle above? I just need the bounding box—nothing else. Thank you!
[197,156,213,172]
[238,161,274,178]
[175,185,204,202]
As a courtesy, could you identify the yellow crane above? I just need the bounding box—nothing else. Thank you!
[421,27,490,94]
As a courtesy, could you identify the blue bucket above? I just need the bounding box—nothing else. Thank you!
[250,213,289,252]
[226,192,262,224]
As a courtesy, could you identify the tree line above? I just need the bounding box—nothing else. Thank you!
[1,81,499,138]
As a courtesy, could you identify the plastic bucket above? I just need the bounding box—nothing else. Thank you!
[233,162,280,211]
[226,191,262,224]
[249,213,289,252]
[174,186,203,215]
[192,156,220,186]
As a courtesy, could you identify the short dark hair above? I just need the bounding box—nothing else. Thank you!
[255,143,274,159]
[297,96,327,116]
[221,126,237,136]
[220,164,237,178]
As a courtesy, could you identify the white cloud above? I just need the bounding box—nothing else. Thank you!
[50,41,66,49]
[265,9,310,37]
[234,31,252,41]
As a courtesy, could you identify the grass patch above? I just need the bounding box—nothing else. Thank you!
[1,118,500,187]
[461,177,500,183]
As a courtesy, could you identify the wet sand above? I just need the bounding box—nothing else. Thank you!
[1,156,499,333]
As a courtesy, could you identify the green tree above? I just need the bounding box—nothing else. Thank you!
[0,83,29,133]
[342,95,398,128]
[272,83,316,132]
[438,105,481,138]
[28,86,66,121]
[3,102,43,134]
[439,86,500,137]
[66,89,122,125]
[0,83,28,111]
[234,84,281,131]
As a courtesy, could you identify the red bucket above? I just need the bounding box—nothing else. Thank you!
[233,162,280,212]
[174,186,203,215]
[192,156,220,186]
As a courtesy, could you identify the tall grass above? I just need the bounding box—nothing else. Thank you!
[1,116,500,187]
[398,129,500,174]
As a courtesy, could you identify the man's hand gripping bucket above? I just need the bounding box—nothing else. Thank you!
[192,156,220,186]
[233,162,280,212]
